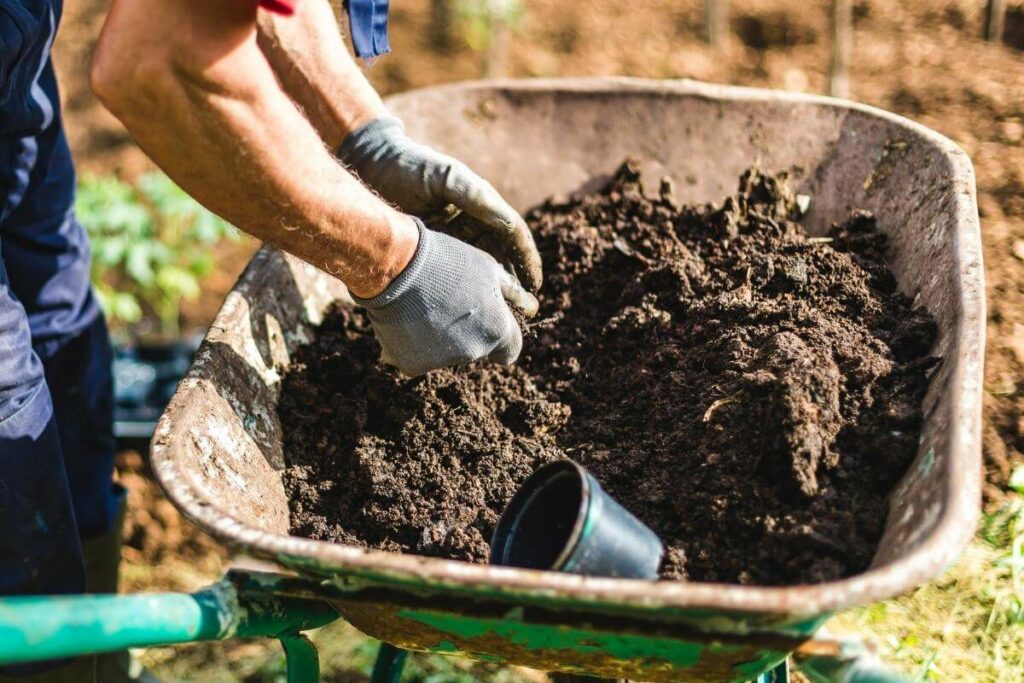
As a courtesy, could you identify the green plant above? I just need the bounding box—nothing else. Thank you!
[76,172,239,336]
[1009,466,1024,495]
[455,0,523,51]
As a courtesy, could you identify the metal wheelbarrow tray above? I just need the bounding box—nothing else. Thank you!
[152,78,984,682]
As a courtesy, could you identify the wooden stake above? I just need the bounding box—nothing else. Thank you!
[705,0,728,50]
[830,0,853,98]
[429,0,454,49]
[984,0,1007,42]
[485,0,512,77]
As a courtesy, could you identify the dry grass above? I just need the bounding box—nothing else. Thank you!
[830,494,1024,682]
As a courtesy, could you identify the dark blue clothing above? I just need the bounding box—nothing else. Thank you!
[346,0,391,58]
[0,0,116,597]
[0,0,97,341]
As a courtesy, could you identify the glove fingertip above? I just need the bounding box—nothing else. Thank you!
[521,263,544,294]
[379,345,422,378]
[505,217,544,293]
[500,272,540,318]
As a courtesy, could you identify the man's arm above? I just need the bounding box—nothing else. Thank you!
[255,1,543,291]
[91,0,534,375]
[91,0,413,298]
[256,0,385,149]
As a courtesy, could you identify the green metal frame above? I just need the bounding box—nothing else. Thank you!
[0,570,336,682]
[280,635,321,683]
[0,569,908,683]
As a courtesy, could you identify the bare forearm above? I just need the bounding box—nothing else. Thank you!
[254,2,544,291]
[91,0,414,297]
[257,0,386,149]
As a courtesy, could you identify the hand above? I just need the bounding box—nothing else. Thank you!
[353,219,539,377]
[338,117,543,292]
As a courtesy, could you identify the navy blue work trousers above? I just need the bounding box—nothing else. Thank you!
[1,0,117,597]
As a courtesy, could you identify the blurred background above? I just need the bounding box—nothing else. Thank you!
[52,0,1024,680]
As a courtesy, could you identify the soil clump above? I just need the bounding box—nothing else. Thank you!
[279,161,937,585]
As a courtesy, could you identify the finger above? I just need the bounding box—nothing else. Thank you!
[499,269,540,318]
[437,159,544,292]
[488,307,524,366]
[378,348,405,374]
[479,233,520,277]
[378,341,427,377]
[436,211,485,246]
[438,216,510,270]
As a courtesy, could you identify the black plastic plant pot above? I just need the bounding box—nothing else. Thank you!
[490,460,664,579]
[113,335,202,443]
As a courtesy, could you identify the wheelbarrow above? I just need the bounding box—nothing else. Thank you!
[0,78,984,682]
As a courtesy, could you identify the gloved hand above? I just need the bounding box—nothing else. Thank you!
[338,116,543,292]
[353,219,539,377]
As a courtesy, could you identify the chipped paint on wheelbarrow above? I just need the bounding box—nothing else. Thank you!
[151,78,984,682]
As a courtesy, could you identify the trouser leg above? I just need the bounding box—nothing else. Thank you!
[0,269,84,598]
[0,259,91,680]
[38,315,118,542]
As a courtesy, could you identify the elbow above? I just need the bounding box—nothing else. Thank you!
[88,52,126,116]
[90,37,171,121]
[91,0,259,122]
[88,38,123,112]
[92,33,251,125]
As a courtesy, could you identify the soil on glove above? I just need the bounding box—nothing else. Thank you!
[279,162,938,585]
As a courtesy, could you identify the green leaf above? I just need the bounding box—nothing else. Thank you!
[149,240,174,265]
[190,251,215,277]
[96,287,142,326]
[189,211,217,243]
[156,265,201,301]
[81,171,242,335]
[110,292,143,323]
[1009,467,1024,494]
[125,242,156,285]
[76,175,151,239]
[138,172,194,217]
[92,235,129,267]
[120,205,153,239]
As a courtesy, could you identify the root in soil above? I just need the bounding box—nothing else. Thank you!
[279,161,937,586]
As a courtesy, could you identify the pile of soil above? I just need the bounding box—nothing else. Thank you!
[279,162,937,585]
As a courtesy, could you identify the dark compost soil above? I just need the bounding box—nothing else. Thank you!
[279,162,938,586]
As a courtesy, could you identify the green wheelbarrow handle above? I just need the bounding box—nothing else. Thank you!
[0,570,338,683]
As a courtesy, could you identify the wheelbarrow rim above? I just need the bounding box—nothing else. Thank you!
[151,77,984,619]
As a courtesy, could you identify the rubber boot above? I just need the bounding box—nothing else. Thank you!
[81,485,160,683]
[0,657,95,683]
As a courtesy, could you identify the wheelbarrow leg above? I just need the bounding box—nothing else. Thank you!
[755,659,789,682]
[793,638,911,683]
[371,642,408,683]
[280,634,320,683]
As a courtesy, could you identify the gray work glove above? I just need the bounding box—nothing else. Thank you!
[338,116,543,292]
[352,219,538,377]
